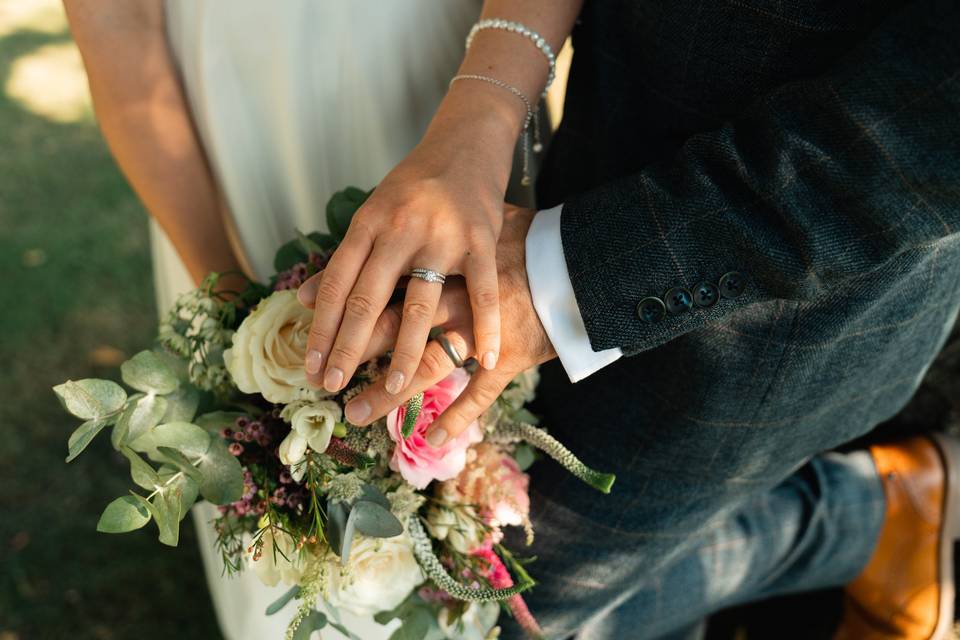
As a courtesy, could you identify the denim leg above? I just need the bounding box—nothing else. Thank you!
[500,450,885,640]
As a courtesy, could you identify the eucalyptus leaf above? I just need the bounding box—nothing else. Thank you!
[351,500,403,539]
[115,393,168,447]
[194,411,246,436]
[339,505,359,566]
[265,585,301,616]
[121,446,161,490]
[512,443,537,472]
[295,229,326,256]
[153,488,182,546]
[157,446,202,482]
[158,465,199,518]
[511,407,540,426]
[54,379,127,421]
[307,231,338,251]
[292,611,328,640]
[196,438,243,505]
[388,607,432,640]
[357,483,392,511]
[326,500,349,558]
[96,496,151,533]
[121,350,179,394]
[65,419,109,463]
[160,383,200,423]
[129,421,211,460]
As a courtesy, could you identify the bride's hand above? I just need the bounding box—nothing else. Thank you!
[297,83,525,396]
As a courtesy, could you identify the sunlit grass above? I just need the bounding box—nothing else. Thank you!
[0,0,67,38]
[5,41,92,124]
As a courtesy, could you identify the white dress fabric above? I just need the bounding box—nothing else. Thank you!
[151,2,480,638]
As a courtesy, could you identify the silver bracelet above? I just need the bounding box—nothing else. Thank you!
[450,74,537,186]
[466,19,557,97]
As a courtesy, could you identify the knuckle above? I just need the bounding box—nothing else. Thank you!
[402,300,433,322]
[315,278,343,304]
[308,324,331,343]
[344,293,377,318]
[471,288,499,311]
[468,228,495,249]
[420,346,450,379]
[330,344,359,363]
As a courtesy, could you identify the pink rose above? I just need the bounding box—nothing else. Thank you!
[386,368,482,489]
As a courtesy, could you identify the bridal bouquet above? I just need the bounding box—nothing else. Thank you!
[54,188,614,640]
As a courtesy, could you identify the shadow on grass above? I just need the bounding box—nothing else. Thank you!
[0,26,221,640]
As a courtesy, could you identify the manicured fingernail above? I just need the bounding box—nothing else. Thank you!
[305,349,323,374]
[297,279,318,306]
[426,428,448,447]
[345,399,370,424]
[385,371,405,395]
[323,367,344,392]
[482,351,497,370]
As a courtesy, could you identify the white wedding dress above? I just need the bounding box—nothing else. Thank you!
[150,2,481,638]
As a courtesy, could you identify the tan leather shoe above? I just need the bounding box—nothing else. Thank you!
[835,433,960,640]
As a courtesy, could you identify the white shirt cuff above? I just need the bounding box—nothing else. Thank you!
[526,204,623,383]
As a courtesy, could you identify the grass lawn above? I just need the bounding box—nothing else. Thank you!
[0,3,220,638]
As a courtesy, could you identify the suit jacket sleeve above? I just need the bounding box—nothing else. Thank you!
[560,0,960,354]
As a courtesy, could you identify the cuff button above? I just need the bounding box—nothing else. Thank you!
[693,281,719,308]
[664,287,694,315]
[718,271,747,299]
[637,296,667,324]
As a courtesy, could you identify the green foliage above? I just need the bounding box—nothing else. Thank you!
[375,594,443,640]
[129,421,211,460]
[54,378,127,421]
[401,393,424,439]
[265,585,301,616]
[194,410,247,435]
[120,350,180,394]
[114,393,168,447]
[292,610,328,640]
[121,447,161,490]
[157,446,203,482]
[96,496,151,534]
[196,438,244,505]
[326,186,370,241]
[326,483,403,565]
[159,383,201,423]
[65,419,110,462]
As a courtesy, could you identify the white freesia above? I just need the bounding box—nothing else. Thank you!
[223,290,328,404]
[278,400,341,482]
[248,528,310,587]
[425,503,482,554]
[325,532,424,616]
[439,602,501,640]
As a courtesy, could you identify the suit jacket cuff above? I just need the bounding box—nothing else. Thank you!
[526,205,623,382]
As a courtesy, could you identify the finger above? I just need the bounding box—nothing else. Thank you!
[426,367,510,446]
[345,329,475,426]
[463,240,500,370]
[297,271,323,308]
[321,241,409,392]
[304,224,373,385]
[358,281,471,363]
[384,269,448,395]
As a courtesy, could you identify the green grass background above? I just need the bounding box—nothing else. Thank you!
[0,10,221,640]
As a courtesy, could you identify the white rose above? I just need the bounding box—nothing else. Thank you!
[223,290,324,404]
[439,602,500,640]
[248,528,310,587]
[425,503,482,554]
[278,401,342,482]
[325,533,424,616]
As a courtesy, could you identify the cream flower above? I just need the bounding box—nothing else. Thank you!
[278,401,342,482]
[223,290,325,404]
[325,532,424,616]
[248,528,310,587]
[425,502,483,554]
[439,602,500,640]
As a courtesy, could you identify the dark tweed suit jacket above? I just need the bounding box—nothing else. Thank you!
[521,0,960,631]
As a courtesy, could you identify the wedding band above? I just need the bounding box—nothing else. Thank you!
[409,268,446,284]
[436,334,464,368]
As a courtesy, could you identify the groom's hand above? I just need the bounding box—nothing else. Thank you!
[339,206,557,445]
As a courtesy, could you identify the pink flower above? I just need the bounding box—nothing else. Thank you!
[386,368,482,489]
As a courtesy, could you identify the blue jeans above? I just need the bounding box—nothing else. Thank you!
[502,429,885,639]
